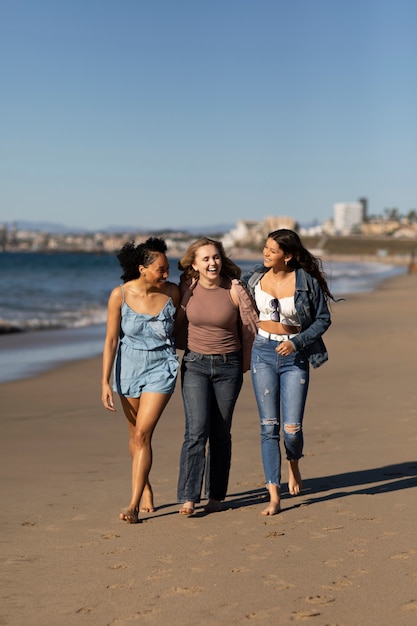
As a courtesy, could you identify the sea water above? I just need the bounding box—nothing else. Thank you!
[0,252,405,383]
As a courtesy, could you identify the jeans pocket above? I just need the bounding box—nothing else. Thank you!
[183,350,201,363]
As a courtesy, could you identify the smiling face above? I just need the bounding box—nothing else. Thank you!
[192,244,222,286]
[263,237,291,270]
[140,252,169,287]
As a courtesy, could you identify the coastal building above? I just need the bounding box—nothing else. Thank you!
[333,201,364,235]
[264,215,296,232]
[222,219,265,250]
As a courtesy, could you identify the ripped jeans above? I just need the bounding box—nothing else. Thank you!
[251,334,309,487]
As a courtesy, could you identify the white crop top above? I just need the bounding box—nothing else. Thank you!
[254,282,300,326]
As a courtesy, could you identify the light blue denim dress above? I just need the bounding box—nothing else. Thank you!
[113,290,179,397]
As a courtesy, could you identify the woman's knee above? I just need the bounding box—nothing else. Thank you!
[284,422,302,435]
[133,429,151,449]
[260,418,279,438]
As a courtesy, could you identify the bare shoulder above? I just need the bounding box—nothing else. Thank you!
[108,284,123,306]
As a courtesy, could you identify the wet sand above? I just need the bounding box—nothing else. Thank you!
[1,271,417,625]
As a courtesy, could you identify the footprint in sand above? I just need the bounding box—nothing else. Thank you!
[198,534,216,544]
[390,549,416,560]
[322,577,353,590]
[284,544,303,555]
[231,567,250,573]
[243,542,263,552]
[108,609,160,624]
[291,608,322,620]
[347,548,366,557]
[107,581,134,590]
[170,586,204,595]
[323,559,344,568]
[401,599,417,612]
[147,568,172,581]
[75,606,95,614]
[305,595,335,605]
[263,577,294,590]
[309,531,326,539]
[158,553,174,564]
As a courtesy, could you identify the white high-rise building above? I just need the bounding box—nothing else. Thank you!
[333,202,364,234]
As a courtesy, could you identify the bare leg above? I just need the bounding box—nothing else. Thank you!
[127,432,155,512]
[119,392,171,523]
[262,484,281,516]
[288,459,302,495]
[140,483,155,513]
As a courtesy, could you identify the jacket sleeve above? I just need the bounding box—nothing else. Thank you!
[241,264,267,300]
[173,278,195,351]
[290,277,331,352]
[233,280,259,372]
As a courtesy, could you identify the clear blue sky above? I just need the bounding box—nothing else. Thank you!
[1,0,416,232]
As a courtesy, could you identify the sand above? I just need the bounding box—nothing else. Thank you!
[1,272,417,626]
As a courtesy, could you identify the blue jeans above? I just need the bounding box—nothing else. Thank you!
[177,350,243,503]
[251,334,309,487]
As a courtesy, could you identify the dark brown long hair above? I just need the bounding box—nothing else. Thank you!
[268,229,337,301]
[178,237,241,281]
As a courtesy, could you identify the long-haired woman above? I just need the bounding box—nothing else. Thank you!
[244,229,335,515]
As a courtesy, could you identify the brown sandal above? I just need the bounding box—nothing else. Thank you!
[179,505,194,516]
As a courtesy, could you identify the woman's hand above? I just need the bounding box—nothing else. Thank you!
[102,383,116,411]
[276,340,295,357]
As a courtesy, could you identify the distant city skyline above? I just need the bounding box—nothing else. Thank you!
[2,1,416,232]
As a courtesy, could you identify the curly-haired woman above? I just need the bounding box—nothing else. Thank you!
[102,237,180,524]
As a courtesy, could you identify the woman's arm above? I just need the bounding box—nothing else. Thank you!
[290,280,331,352]
[101,287,122,411]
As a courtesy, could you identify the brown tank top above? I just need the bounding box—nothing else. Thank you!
[186,279,241,354]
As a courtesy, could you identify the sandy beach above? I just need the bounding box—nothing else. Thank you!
[1,271,417,626]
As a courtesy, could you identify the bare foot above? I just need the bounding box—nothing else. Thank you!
[179,502,194,516]
[261,502,281,516]
[140,486,155,513]
[288,460,302,495]
[261,484,281,516]
[204,499,222,513]
[119,507,139,524]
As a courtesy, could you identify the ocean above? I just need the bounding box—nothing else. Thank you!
[0,252,405,383]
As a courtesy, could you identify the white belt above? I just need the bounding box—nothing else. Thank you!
[258,328,298,342]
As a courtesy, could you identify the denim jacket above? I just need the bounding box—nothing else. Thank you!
[243,264,331,369]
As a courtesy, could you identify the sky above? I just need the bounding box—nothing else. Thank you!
[1,0,417,232]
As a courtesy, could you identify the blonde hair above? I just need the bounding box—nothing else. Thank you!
[179,237,241,281]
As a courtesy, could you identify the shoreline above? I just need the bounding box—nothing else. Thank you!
[0,259,407,384]
[0,324,106,384]
[1,269,417,625]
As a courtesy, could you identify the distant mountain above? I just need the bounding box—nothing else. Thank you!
[175,223,234,235]
[5,220,234,235]
[6,220,82,233]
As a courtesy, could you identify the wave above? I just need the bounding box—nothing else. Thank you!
[0,308,108,334]
[0,254,405,335]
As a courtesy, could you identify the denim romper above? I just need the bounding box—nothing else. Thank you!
[113,286,179,397]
